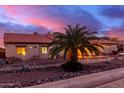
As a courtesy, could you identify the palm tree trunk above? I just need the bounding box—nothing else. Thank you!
[81,48,85,62]
[71,48,78,62]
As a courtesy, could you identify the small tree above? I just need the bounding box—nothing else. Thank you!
[49,24,103,72]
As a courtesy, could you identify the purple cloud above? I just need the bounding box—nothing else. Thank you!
[101,6,124,19]
[38,6,102,32]
[0,22,50,34]
[1,5,102,32]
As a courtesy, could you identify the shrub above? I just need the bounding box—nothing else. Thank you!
[104,60,111,65]
[61,60,83,72]
[20,65,31,72]
[30,55,40,60]
[5,57,23,64]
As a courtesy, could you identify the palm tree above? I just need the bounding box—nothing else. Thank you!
[49,24,103,63]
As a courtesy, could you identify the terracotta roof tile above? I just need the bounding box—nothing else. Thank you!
[91,39,118,44]
[4,33,53,44]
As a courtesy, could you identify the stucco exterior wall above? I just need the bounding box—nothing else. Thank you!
[26,44,40,59]
[5,44,17,58]
[5,43,119,60]
[100,44,118,54]
[5,44,49,60]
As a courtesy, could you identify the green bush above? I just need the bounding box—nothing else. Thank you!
[61,60,83,72]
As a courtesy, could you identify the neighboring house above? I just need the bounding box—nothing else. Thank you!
[4,32,123,60]
[92,39,119,55]
[77,39,119,59]
[4,32,53,60]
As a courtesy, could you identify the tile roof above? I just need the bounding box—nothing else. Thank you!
[91,39,118,44]
[4,33,54,44]
[4,32,121,45]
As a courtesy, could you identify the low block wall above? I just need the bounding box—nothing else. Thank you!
[31,67,124,88]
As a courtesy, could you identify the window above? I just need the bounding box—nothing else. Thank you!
[16,47,26,56]
[41,47,47,54]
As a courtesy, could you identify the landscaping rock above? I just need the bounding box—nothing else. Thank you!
[20,65,31,72]
[2,57,124,88]
[37,80,41,84]
[0,66,13,72]
[5,57,22,64]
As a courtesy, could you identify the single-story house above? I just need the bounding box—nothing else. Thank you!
[92,39,119,55]
[4,32,53,60]
[77,39,119,59]
[4,32,123,60]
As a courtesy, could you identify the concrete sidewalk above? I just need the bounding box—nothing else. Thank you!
[31,67,124,88]
[97,78,124,88]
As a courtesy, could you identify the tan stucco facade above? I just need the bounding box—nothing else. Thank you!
[100,44,118,54]
[5,43,119,60]
[5,44,49,60]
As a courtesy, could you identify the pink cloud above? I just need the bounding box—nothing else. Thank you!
[0,5,17,16]
[0,5,65,32]
[24,17,64,31]
[104,28,124,40]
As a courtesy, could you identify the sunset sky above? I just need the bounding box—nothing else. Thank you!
[0,5,124,47]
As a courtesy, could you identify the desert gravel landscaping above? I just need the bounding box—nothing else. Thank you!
[0,57,124,88]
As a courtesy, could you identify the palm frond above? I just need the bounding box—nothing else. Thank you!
[49,24,108,60]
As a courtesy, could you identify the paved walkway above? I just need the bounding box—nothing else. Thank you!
[97,78,124,88]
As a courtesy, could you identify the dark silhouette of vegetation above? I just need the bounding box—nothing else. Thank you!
[49,24,103,72]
